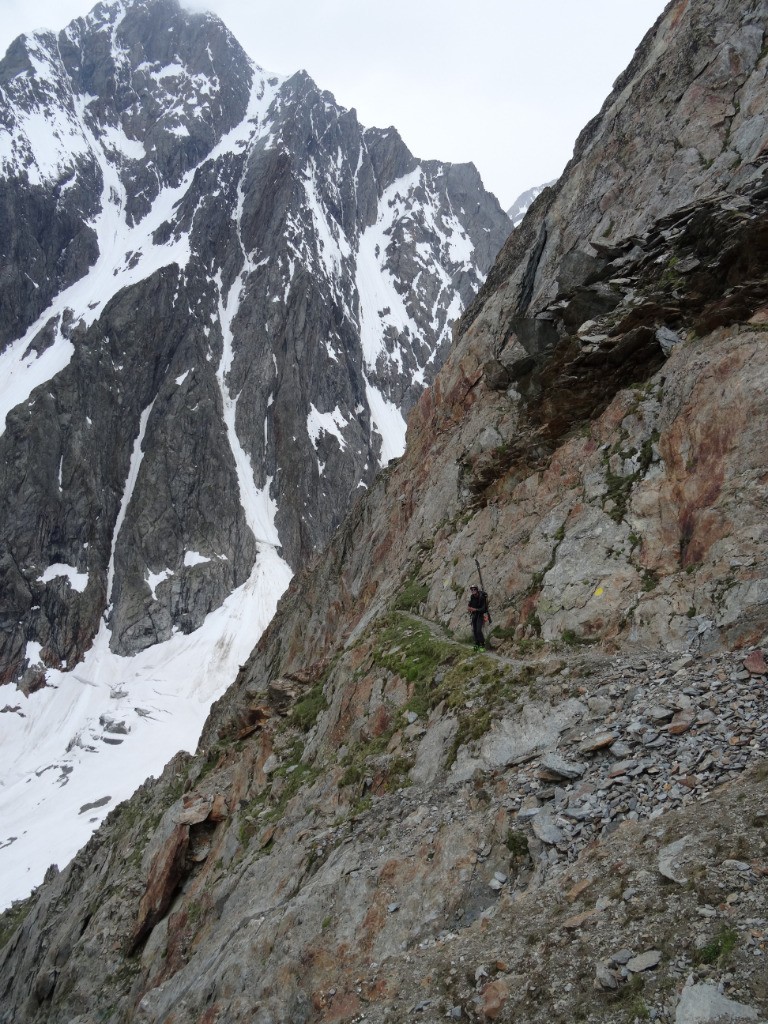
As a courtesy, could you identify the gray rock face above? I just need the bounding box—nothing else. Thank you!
[0,0,510,678]
[450,698,586,782]
[494,4,768,322]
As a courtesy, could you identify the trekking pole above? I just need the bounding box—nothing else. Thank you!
[474,557,492,624]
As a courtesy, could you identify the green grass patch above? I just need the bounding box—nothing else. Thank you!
[604,467,634,523]
[626,994,650,1021]
[338,725,405,791]
[561,628,597,647]
[490,625,517,641]
[352,794,373,815]
[641,569,660,592]
[393,569,430,612]
[0,893,36,951]
[371,614,454,708]
[367,614,536,766]
[186,899,204,924]
[694,927,738,966]
[526,610,542,636]
[384,755,415,791]
[602,430,659,524]
[292,684,328,732]
[340,762,365,788]
[451,706,493,761]
[516,635,544,655]
[638,431,659,474]
[265,762,320,822]
[239,741,321,830]
[506,829,530,859]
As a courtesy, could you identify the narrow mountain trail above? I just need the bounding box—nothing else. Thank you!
[401,609,533,670]
[400,609,627,678]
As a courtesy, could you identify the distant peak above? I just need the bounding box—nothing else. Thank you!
[506,179,556,227]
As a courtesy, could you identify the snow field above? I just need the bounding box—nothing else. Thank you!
[0,545,291,910]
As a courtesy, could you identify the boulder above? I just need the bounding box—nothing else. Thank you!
[743,650,767,675]
[658,836,700,885]
[537,752,586,781]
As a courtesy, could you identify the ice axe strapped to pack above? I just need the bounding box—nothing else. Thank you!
[474,558,491,624]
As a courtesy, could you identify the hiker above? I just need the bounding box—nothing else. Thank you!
[467,584,488,648]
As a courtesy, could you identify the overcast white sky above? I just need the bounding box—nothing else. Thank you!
[0,0,669,208]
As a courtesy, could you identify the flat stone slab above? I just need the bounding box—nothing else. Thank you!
[609,948,635,965]
[562,908,602,930]
[658,836,696,884]
[626,949,662,972]
[537,752,586,781]
[579,730,617,753]
[669,708,696,734]
[531,807,564,845]
[609,740,633,758]
[675,981,763,1023]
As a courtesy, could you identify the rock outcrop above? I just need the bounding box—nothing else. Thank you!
[1,0,767,1022]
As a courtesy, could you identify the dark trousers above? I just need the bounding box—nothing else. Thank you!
[470,611,485,646]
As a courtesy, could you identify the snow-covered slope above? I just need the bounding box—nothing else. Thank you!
[0,0,510,907]
[0,549,291,908]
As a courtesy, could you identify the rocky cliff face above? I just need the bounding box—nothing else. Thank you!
[1,0,767,1022]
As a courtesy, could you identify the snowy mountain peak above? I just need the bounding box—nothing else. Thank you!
[506,179,555,227]
[0,0,511,907]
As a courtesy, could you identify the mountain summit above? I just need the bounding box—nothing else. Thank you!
[0,0,510,897]
[0,0,508,672]
[505,180,555,227]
